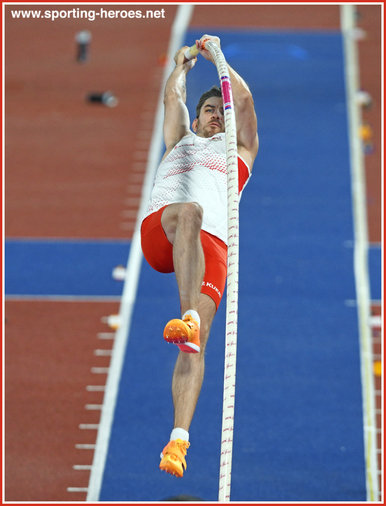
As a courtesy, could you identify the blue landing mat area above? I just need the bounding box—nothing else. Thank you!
[5,239,130,297]
[99,29,366,501]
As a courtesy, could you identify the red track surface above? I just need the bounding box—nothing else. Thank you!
[5,5,177,239]
[4,4,381,501]
[5,301,113,500]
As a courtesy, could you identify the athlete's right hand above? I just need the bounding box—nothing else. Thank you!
[174,46,196,70]
[197,35,221,63]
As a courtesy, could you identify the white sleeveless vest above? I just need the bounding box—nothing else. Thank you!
[143,132,251,245]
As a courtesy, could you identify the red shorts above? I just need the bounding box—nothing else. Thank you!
[140,206,227,309]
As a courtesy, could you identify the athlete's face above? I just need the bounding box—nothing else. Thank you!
[193,97,225,138]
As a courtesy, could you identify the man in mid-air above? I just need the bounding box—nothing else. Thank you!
[141,34,259,477]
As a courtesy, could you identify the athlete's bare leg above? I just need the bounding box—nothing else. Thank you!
[161,202,205,315]
[161,203,216,430]
[171,293,217,430]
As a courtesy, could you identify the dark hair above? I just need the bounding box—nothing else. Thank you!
[195,85,222,118]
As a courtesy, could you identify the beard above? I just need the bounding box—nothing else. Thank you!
[195,120,224,138]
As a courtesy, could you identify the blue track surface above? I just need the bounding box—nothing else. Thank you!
[5,239,130,297]
[5,29,367,501]
[98,30,366,501]
[369,245,382,301]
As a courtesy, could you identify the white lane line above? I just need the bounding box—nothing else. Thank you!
[97,333,115,340]
[76,444,96,450]
[86,385,105,392]
[91,367,109,374]
[94,349,112,357]
[369,315,382,327]
[86,5,195,502]
[341,5,380,502]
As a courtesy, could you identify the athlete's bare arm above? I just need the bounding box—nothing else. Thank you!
[227,64,259,168]
[162,48,196,158]
[197,35,259,169]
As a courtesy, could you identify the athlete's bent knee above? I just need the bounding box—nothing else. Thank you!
[179,202,203,231]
